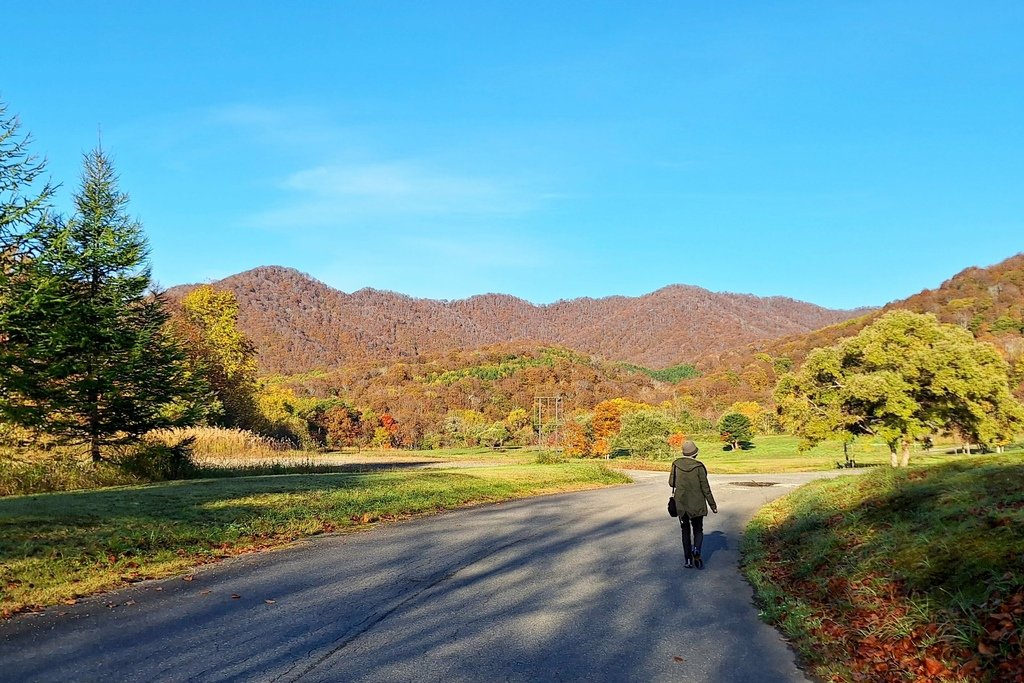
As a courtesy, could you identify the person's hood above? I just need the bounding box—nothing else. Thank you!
[675,456,704,472]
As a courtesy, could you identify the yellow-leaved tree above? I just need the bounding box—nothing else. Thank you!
[174,286,260,430]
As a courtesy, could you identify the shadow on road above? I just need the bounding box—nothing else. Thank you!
[701,529,729,565]
[2,474,806,682]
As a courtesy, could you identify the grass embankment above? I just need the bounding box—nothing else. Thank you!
[743,456,1024,682]
[607,435,1006,474]
[0,463,628,618]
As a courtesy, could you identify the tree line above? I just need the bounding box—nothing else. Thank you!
[2,98,1022,468]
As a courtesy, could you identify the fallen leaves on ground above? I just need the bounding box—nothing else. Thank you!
[759,550,1008,682]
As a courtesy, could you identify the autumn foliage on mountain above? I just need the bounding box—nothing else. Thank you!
[167,266,863,375]
[163,254,1024,442]
[681,253,1024,412]
[263,345,676,449]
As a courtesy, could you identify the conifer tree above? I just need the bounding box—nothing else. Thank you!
[0,102,55,258]
[0,102,62,439]
[0,146,205,460]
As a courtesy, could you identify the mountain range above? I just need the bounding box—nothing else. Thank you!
[168,267,868,375]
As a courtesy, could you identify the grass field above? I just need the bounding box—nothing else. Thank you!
[742,455,1024,681]
[0,463,628,617]
[604,434,1018,474]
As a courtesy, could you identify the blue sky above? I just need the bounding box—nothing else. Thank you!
[3,1,1022,309]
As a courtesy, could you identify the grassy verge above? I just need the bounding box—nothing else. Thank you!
[604,435,1012,473]
[0,453,145,496]
[742,455,1024,682]
[0,463,628,618]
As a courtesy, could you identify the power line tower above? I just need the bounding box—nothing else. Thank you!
[534,395,563,448]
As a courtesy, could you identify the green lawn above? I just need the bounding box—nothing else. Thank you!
[0,463,627,617]
[604,434,1011,473]
[742,455,1024,681]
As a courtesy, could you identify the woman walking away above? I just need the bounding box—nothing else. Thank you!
[669,440,717,569]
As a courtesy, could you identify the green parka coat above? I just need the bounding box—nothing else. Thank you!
[669,455,717,517]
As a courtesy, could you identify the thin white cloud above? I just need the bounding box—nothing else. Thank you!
[252,160,532,227]
[203,103,363,152]
[206,104,292,129]
[405,234,550,269]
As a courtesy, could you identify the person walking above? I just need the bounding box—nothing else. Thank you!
[669,440,717,568]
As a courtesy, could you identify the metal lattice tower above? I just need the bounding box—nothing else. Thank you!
[534,396,563,448]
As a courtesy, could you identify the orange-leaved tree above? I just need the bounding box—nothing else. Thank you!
[592,398,648,457]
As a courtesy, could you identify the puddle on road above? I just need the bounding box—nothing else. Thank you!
[728,481,779,487]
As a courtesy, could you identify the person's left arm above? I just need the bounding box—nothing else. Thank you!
[699,465,717,513]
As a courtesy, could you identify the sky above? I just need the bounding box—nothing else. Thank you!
[2,1,1023,310]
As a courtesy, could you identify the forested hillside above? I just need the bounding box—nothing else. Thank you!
[267,344,676,448]
[168,266,863,374]
[683,253,1024,412]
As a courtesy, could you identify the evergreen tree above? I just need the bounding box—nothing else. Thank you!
[0,102,55,258]
[718,412,753,451]
[0,147,206,460]
[0,102,62,439]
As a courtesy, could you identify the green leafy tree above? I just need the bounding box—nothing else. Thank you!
[719,412,753,451]
[0,148,205,461]
[479,421,511,449]
[776,311,1024,466]
[611,409,673,459]
[174,285,259,428]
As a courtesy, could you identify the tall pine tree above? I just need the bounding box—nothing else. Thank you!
[0,102,55,258]
[1,146,205,461]
[0,102,62,442]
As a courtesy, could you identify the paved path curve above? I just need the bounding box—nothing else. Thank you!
[0,469,857,682]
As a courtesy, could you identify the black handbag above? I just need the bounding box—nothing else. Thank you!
[668,462,679,517]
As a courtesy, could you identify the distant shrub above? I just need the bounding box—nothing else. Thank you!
[536,450,568,464]
[612,409,674,459]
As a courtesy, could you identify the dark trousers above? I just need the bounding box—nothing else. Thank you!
[679,514,704,559]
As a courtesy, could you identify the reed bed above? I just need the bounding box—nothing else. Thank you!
[149,428,296,458]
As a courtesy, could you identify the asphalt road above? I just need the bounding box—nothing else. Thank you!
[0,469,857,683]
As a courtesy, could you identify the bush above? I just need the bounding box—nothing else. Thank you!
[114,438,199,481]
[536,450,567,464]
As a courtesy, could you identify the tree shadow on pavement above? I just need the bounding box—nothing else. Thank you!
[1,480,804,683]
